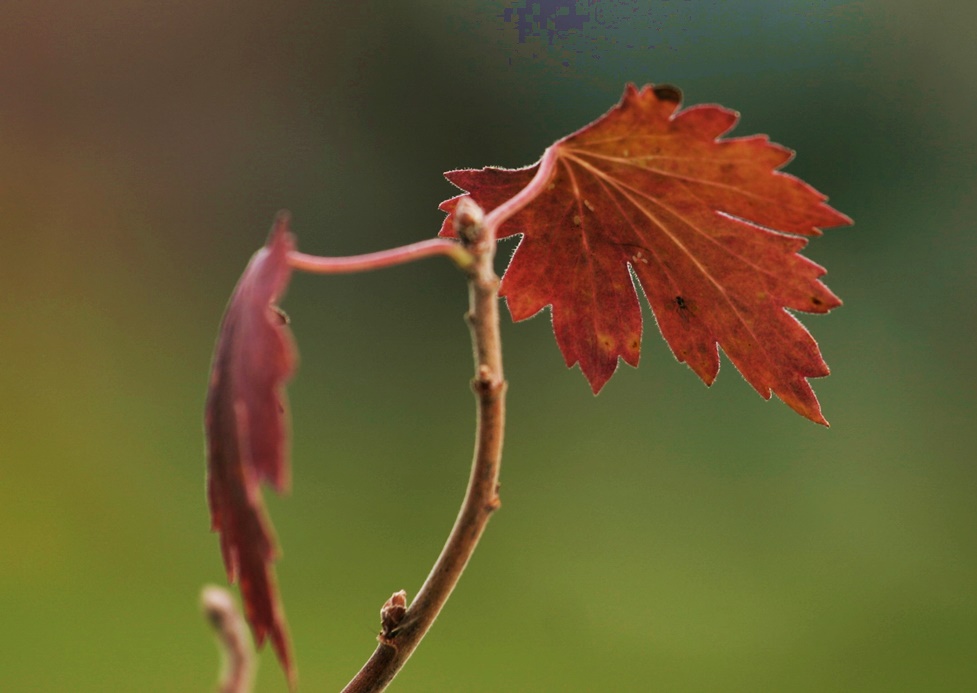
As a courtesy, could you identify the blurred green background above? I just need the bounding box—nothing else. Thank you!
[2,1,975,691]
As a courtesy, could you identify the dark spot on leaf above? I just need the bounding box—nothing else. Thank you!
[811,296,823,307]
[674,295,694,323]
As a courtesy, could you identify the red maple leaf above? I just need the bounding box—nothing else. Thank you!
[441,84,851,424]
[205,212,297,686]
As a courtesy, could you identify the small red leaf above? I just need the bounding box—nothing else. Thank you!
[205,212,297,685]
[441,83,851,424]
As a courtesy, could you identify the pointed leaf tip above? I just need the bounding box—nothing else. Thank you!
[439,83,850,423]
[205,214,298,683]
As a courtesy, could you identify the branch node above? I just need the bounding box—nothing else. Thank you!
[380,590,409,644]
[472,372,506,399]
[453,197,486,247]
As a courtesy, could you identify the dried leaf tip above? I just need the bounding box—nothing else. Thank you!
[651,83,682,104]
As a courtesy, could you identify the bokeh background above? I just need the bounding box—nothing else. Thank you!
[2,1,975,691]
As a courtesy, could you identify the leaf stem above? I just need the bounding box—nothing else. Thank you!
[341,199,505,693]
[482,146,558,233]
[288,238,473,275]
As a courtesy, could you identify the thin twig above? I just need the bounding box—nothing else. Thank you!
[341,198,506,692]
[202,585,256,693]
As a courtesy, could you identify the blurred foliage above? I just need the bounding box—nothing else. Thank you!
[1,1,975,691]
